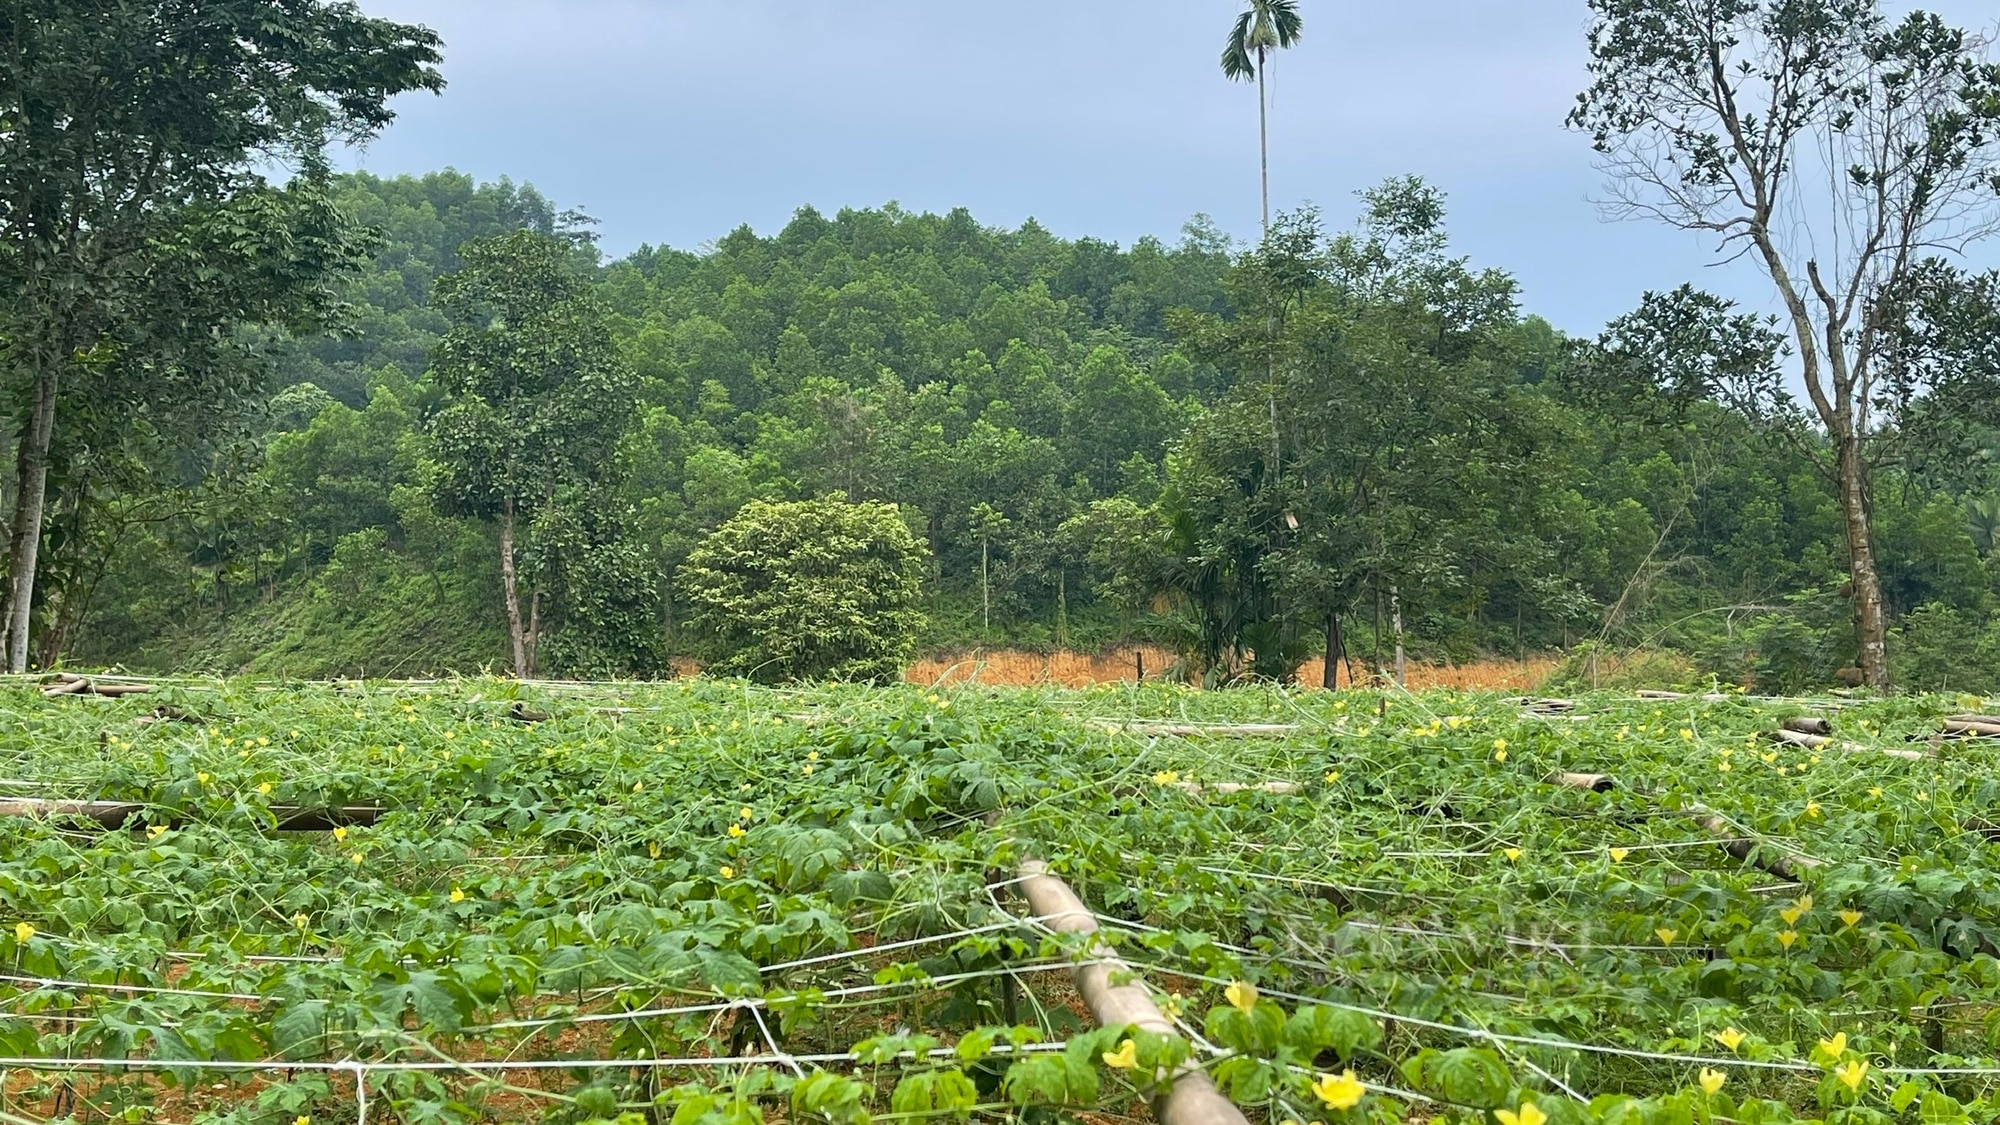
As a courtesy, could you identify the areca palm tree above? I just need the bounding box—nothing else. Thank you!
[1221,0,1304,238]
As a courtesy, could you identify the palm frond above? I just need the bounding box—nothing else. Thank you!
[1220,10,1257,80]
[1266,0,1304,47]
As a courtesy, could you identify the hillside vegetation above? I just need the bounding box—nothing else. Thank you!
[47,172,1997,689]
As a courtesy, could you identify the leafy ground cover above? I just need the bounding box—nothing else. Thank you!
[0,677,1997,1125]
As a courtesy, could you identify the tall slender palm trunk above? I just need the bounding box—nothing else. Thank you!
[1257,52,1270,237]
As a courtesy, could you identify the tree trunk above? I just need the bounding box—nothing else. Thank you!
[527,588,541,677]
[1390,584,1406,688]
[499,495,527,679]
[1835,433,1891,688]
[3,366,57,673]
[980,533,990,633]
[1322,610,1343,690]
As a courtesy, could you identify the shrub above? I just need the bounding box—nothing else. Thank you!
[1893,602,2000,693]
[678,497,928,683]
[1542,642,1700,692]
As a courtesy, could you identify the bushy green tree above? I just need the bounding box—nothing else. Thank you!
[424,229,641,677]
[0,0,442,671]
[678,498,928,683]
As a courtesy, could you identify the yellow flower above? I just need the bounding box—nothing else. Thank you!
[1699,1068,1726,1096]
[1502,847,1522,862]
[147,824,169,840]
[803,765,814,776]
[1494,1101,1547,1125]
[1609,847,1630,863]
[258,782,273,796]
[195,772,210,785]
[1101,1038,1137,1070]
[332,826,348,842]
[1159,993,1184,1019]
[1780,906,1803,925]
[1225,981,1258,1014]
[632,780,643,793]
[1656,927,1678,945]
[291,912,308,929]
[1493,739,1508,752]
[295,1116,311,1125]
[1815,1032,1848,1062]
[1153,770,1181,785]
[1713,1027,1746,1052]
[1777,929,1797,948]
[1681,728,1694,740]
[739,807,754,821]
[1836,1059,1869,1092]
[1761,752,1778,764]
[807,751,821,762]
[648,841,662,859]
[1838,909,1863,927]
[728,824,746,838]
[350,851,365,865]
[1494,749,1508,763]
[1806,801,1821,818]
[13,922,33,944]
[1868,786,1883,799]
[1312,1069,1366,1110]
[719,865,735,879]
[1324,771,1341,784]
[449,888,466,904]
[1718,761,1733,772]
[1797,894,1813,911]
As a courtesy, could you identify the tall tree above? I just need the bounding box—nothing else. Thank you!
[0,0,443,671]
[1569,0,2000,688]
[424,230,638,678]
[1221,0,1304,238]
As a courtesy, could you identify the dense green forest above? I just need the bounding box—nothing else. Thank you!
[9,169,1994,689]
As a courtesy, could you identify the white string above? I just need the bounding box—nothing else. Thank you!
[0,1041,1070,1074]
[0,973,266,1002]
[468,962,1071,1032]
[337,1059,368,1125]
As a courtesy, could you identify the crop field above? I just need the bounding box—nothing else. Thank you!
[3,678,2000,1125]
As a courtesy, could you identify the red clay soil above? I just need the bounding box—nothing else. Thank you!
[907,648,1557,691]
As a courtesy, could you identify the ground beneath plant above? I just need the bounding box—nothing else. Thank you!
[905,648,1557,690]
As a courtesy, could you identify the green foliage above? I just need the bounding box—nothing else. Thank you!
[424,228,650,676]
[0,0,443,671]
[679,499,928,683]
[4,679,2000,1122]
[1894,603,2000,693]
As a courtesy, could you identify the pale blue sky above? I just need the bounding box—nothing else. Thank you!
[346,0,2000,336]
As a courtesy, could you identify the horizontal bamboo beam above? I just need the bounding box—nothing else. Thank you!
[1093,721,1299,738]
[1545,772,1616,792]
[1165,781,1300,796]
[0,799,385,831]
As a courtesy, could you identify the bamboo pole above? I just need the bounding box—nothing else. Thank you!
[1165,781,1300,796]
[1015,860,1251,1125]
[0,799,385,830]
[1545,772,1616,792]
[1091,721,1298,738]
[1686,804,1820,881]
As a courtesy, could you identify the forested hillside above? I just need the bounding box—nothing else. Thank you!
[28,171,2000,689]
